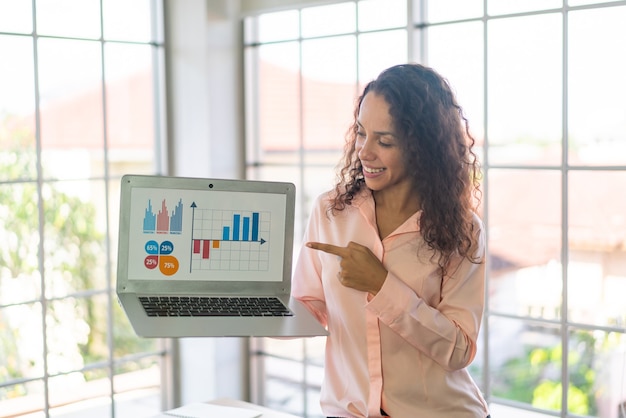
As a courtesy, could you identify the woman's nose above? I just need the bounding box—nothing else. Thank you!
[358,137,373,160]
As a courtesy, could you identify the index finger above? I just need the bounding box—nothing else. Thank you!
[306,242,347,257]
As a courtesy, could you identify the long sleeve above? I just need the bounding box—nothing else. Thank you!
[367,220,486,371]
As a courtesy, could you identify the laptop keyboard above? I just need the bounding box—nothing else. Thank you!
[138,296,293,317]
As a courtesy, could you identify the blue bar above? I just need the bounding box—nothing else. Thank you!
[243,217,250,241]
[169,198,183,234]
[252,212,259,241]
[223,226,230,240]
[233,214,240,241]
[143,199,156,233]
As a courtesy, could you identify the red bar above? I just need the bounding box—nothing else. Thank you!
[156,199,170,233]
[193,239,200,254]
[203,240,210,259]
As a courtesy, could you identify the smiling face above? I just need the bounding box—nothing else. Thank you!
[355,92,413,197]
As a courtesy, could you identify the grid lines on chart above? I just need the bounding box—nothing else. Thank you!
[190,208,271,271]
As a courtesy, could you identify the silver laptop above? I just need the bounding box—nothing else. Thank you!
[116,174,327,338]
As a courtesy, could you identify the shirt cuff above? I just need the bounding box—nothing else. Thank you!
[366,272,417,320]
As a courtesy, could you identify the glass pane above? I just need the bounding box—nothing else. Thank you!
[48,368,111,411]
[0,35,36,182]
[43,180,107,298]
[262,337,326,366]
[490,317,562,411]
[428,21,484,147]
[114,357,161,388]
[0,303,44,382]
[37,38,104,180]
[105,42,156,175]
[488,169,562,319]
[248,10,299,43]
[426,0,483,23]
[0,380,45,416]
[579,329,626,418]
[301,2,356,38]
[488,0,562,16]
[36,0,101,39]
[0,183,42,303]
[358,0,407,31]
[113,357,162,417]
[113,298,159,357]
[103,0,154,42]
[0,0,32,33]
[568,6,626,166]
[256,337,326,417]
[246,165,301,185]
[568,171,626,328]
[358,29,408,88]
[303,145,343,167]
[248,42,301,165]
[261,337,306,361]
[302,165,337,213]
[263,360,305,415]
[301,36,356,150]
[487,14,562,166]
[305,386,324,418]
[46,295,109,375]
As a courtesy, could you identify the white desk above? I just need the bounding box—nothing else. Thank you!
[154,398,301,418]
[207,398,301,418]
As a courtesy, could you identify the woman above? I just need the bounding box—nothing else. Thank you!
[292,63,490,418]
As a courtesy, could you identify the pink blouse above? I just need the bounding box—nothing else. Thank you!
[292,189,490,418]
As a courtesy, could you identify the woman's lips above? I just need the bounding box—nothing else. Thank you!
[362,165,385,177]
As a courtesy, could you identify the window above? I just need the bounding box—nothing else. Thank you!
[244,1,626,417]
[0,1,168,417]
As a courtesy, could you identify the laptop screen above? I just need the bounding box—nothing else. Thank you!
[126,186,287,283]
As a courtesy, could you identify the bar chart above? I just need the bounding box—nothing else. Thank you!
[143,198,183,234]
[190,207,271,272]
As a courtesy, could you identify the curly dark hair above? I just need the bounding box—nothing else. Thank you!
[331,63,482,276]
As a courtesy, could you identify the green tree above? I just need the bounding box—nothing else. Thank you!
[0,114,155,397]
[492,331,598,416]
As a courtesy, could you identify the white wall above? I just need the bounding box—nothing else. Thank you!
[165,0,244,179]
